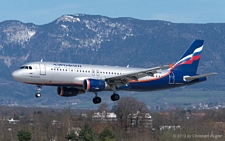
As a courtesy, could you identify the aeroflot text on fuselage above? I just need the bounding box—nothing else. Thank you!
[12,40,217,104]
[53,63,82,67]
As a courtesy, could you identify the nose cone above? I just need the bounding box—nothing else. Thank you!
[12,70,22,81]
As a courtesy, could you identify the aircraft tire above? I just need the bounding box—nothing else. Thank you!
[111,94,120,101]
[93,96,101,104]
[35,93,41,98]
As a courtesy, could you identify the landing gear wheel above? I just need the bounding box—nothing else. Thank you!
[35,93,41,98]
[93,97,102,104]
[36,85,42,98]
[111,93,120,101]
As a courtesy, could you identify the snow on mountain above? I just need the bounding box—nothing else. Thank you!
[56,15,80,23]
[3,23,36,45]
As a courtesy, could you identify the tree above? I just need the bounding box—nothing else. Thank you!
[116,97,149,130]
[17,129,31,141]
[97,103,108,112]
[99,127,116,141]
[65,132,78,141]
[79,123,96,141]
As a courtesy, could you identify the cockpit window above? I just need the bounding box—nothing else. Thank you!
[20,66,32,70]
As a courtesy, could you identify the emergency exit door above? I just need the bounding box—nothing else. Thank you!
[169,72,175,84]
[39,63,46,75]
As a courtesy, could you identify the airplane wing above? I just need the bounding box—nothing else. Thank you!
[105,65,169,88]
[183,72,218,82]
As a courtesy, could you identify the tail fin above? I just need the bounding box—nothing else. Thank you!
[171,40,204,74]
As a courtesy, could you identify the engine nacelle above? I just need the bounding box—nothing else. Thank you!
[83,79,107,92]
[57,87,85,97]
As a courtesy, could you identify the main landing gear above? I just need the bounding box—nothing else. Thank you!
[111,93,120,101]
[92,86,120,104]
[92,93,120,104]
[35,85,42,98]
[93,92,102,104]
[110,85,120,101]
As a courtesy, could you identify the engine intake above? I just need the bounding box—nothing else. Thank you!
[57,87,85,97]
[83,79,107,92]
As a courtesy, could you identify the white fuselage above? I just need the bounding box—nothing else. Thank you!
[12,61,169,90]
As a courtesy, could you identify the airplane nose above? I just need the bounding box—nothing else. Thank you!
[12,70,20,81]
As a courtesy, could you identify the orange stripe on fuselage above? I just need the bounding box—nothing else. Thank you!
[128,71,170,83]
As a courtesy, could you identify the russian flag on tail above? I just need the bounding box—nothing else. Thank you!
[171,40,204,74]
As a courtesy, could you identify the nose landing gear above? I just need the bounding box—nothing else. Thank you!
[35,85,42,98]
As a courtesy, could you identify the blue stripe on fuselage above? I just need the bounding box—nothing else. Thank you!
[118,71,207,92]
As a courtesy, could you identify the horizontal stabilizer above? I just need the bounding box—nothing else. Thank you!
[183,72,218,82]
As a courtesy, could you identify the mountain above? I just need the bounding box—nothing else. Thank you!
[0,14,224,107]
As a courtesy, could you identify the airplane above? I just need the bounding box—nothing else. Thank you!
[12,40,217,104]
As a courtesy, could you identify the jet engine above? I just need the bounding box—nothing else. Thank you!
[83,78,108,92]
[57,87,85,97]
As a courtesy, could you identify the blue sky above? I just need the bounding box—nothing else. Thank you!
[1,0,225,25]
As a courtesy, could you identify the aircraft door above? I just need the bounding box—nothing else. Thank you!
[92,69,95,76]
[96,70,100,76]
[169,72,175,84]
[39,63,46,75]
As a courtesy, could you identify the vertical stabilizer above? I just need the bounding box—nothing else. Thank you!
[171,40,204,74]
